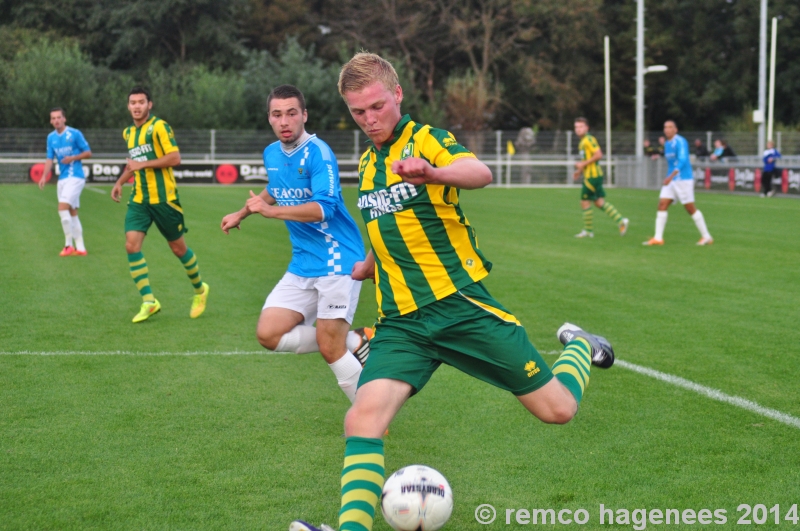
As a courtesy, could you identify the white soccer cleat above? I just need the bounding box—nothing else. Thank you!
[619,218,629,236]
[574,230,594,238]
[697,237,714,246]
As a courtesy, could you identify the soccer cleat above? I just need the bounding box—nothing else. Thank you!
[132,300,161,323]
[642,237,664,246]
[59,246,76,256]
[73,249,87,256]
[619,218,629,236]
[574,230,594,238]
[289,521,336,531]
[697,237,714,246]
[352,326,374,366]
[556,322,615,369]
[767,190,775,197]
[190,282,209,318]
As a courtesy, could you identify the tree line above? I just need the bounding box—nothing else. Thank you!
[0,0,798,132]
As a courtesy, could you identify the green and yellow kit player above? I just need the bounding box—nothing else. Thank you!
[290,53,616,531]
[573,117,629,238]
[111,87,209,323]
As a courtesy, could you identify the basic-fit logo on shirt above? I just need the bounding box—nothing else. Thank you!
[357,182,419,219]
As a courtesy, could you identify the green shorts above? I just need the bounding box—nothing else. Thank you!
[581,176,606,201]
[359,282,553,396]
[125,200,187,242]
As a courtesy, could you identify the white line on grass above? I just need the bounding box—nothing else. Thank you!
[0,350,287,356]
[615,359,800,430]
[83,186,106,194]
[4,350,799,429]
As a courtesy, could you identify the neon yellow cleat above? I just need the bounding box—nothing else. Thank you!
[132,300,161,323]
[190,282,209,318]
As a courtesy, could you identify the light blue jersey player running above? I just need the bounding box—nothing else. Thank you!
[40,107,92,256]
[644,120,713,246]
[221,85,370,403]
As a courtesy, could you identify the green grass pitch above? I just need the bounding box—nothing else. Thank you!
[1,183,799,530]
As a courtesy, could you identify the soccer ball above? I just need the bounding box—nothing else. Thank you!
[381,465,453,531]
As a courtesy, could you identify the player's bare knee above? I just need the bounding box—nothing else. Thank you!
[256,328,280,351]
[549,402,578,424]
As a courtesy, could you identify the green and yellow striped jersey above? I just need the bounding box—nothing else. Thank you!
[357,115,492,318]
[123,115,180,204]
[578,133,603,179]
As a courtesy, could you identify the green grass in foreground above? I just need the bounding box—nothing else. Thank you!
[1,184,799,530]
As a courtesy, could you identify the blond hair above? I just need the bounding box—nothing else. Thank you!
[338,52,400,96]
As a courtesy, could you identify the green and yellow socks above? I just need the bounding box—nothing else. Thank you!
[128,248,203,302]
[582,207,593,233]
[602,202,624,224]
[551,339,592,403]
[179,248,204,294]
[128,252,155,303]
[339,437,385,531]
[583,203,625,234]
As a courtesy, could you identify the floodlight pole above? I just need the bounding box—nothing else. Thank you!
[635,0,645,159]
[757,0,768,155]
[767,17,778,143]
[604,36,612,182]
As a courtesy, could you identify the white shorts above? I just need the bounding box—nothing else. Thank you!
[263,272,362,325]
[659,178,695,204]
[57,177,85,208]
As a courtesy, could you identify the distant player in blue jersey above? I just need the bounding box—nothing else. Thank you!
[39,108,92,256]
[761,141,782,198]
[643,120,713,246]
[221,85,370,402]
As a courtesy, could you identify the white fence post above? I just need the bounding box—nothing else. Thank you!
[495,130,502,185]
[210,129,216,163]
[566,130,573,185]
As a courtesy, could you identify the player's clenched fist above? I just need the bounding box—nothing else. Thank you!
[391,157,436,185]
[245,190,272,217]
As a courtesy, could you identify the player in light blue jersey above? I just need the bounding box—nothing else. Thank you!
[40,108,92,256]
[644,120,713,246]
[221,85,370,403]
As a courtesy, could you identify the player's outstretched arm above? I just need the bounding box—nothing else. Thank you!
[351,250,376,282]
[222,189,273,233]
[38,160,54,190]
[244,190,325,222]
[391,157,492,190]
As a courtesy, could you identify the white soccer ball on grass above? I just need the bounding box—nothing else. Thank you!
[381,465,453,531]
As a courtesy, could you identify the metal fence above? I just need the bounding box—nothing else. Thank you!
[3,128,800,190]
[2,128,799,159]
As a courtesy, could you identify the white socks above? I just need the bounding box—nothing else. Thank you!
[654,211,668,240]
[345,330,363,352]
[691,210,711,239]
[274,326,364,355]
[328,351,362,403]
[71,215,85,252]
[58,210,72,247]
[275,325,319,354]
[275,326,364,402]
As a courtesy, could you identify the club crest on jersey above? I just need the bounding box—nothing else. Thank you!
[400,142,414,160]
